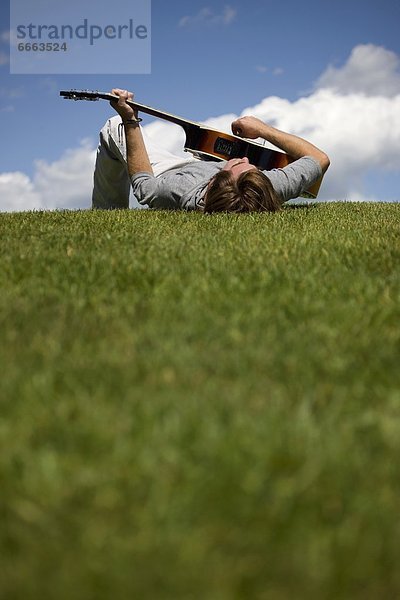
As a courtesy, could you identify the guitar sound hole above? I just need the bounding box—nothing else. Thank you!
[213,137,242,158]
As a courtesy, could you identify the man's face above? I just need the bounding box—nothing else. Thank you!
[223,157,257,180]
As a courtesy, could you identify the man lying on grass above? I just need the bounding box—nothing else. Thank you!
[92,88,330,213]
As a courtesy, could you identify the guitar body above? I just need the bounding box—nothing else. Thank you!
[60,89,322,198]
[184,126,285,167]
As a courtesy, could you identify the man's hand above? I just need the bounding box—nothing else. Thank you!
[231,116,266,139]
[110,88,138,122]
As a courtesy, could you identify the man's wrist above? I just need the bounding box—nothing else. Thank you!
[123,117,142,126]
[259,123,274,140]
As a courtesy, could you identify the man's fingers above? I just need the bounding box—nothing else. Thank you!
[231,117,245,136]
[109,89,134,114]
[231,122,243,136]
[111,88,133,102]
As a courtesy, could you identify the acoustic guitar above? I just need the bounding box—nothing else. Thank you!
[60,89,322,198]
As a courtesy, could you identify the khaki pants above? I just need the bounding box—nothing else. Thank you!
[92,115,196,209]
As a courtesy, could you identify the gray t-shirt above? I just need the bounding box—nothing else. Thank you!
[130,156,321,210]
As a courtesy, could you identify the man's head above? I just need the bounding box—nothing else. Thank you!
[203,158,281,213]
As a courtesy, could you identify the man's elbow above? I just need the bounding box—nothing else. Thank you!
[319,152,330,174]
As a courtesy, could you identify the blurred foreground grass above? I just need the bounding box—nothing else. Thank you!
[0,203,399,599]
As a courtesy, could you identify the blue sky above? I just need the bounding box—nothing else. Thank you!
[1,0,400,210]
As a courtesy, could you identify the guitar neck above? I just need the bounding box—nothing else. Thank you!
[98,92,198,132]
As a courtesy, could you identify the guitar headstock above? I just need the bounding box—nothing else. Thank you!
[60,90,101,101]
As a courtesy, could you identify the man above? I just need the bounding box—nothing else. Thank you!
[92,89,330,213]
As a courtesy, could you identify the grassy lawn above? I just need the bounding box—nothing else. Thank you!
[1,203,400,599]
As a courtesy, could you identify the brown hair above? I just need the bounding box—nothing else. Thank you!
[202,169,281,214]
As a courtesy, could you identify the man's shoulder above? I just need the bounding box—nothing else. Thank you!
[264,156,322,201]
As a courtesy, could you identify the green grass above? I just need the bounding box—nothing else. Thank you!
[1,203,400,599]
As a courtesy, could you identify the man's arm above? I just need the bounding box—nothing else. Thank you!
[110,88,153,177]
[231,116,330,174]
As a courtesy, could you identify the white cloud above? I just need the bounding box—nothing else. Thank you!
[179,5,236,27]
[142,120,188,157]
[203,112,238,133]
[315,44,400,97]
[0,140,96,212]
[0,172,41,211]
